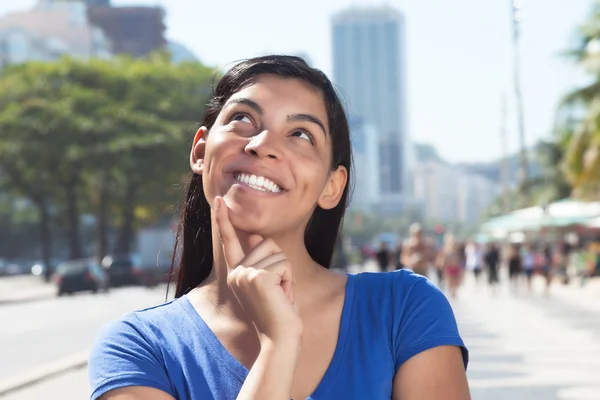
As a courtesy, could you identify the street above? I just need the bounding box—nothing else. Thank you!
[2,269,600,399]
[0,284,169,386]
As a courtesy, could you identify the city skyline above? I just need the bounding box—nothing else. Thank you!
[0,0,594,164]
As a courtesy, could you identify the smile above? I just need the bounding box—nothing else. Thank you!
[234,172,282,193]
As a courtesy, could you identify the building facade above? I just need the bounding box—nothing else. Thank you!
[0,1,112,66]
[87,6,166,57]
[332,6,410,213]
[413,160,498,224]
[348,117,380,212]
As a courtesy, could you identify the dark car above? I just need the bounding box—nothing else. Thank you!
[102,255,139,287]
[53,259,109,296]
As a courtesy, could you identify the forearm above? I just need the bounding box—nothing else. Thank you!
[237,339,300,400]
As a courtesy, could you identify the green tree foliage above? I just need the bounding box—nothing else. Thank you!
[0,55,216,274]
[559,2,600,199]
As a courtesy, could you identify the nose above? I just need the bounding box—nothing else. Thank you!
[244,130,281,160]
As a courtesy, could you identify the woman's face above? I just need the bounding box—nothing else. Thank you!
[192,75,347,236]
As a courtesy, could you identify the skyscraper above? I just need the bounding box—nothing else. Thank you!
[332,6,410,212]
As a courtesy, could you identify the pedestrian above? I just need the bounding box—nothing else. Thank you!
[436,234,463,299]
[508,244,523,292]
[522,243,536,293]
[401,223,433,277]
[465,241,483,283]
[376,241,390,272]
[394,241,404,270]
[484,243,500,294]
[87,55,469,400]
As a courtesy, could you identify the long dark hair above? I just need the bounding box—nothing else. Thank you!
[171,55,353,298]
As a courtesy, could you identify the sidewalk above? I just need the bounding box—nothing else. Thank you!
[0,275,55,305]
[455,273,600,400]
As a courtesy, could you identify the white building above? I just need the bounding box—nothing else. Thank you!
[332,6,411,213]
[0,1,112,67]
[348,117,380,212]
[413,161,498,224]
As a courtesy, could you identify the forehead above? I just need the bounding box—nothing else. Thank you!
[226,75,328,121]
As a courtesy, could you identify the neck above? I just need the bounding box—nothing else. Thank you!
[196,214,324,319]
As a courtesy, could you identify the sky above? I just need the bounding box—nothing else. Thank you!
[0,0,595,163]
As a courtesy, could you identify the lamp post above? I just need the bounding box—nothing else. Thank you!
[511,0,529,201]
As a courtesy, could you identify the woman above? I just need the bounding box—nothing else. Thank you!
[88,55,469,400]
[436,234,463,299]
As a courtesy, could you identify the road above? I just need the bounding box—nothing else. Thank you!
[0,284,170,382]
[2,268,600,400]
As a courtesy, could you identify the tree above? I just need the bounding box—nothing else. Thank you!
[0,54,215,269]
[559,2,600,199]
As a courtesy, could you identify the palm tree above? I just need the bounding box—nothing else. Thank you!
[559,2,600,199]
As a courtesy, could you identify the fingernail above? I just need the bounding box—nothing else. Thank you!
[215,197,221,211]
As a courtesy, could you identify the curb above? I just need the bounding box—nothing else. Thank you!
[0,293,55,307]
[0,350,89,397]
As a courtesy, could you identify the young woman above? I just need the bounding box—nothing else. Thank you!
[88,55,470,400]
[436,234,464,299]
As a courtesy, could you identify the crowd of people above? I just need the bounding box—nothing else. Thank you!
[362,224,600,298]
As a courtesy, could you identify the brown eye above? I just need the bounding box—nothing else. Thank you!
[231,113,253,124]
[291,130,314,144]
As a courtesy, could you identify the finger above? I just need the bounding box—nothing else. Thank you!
[251,252,288,270]
[242,238,283,267]
[262,260,294,300]
[214,196,245,269]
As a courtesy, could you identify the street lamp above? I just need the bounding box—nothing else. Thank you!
[511,0,529,200]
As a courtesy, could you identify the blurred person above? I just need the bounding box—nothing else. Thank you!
[541,243,554,295]
[464,241,483,283]
[484,243,500,293]
[508,244,522,291]
[436,234,463,299]
[394,241,404,270]
[376,241,391,272]
[401,223,432,277]
[522,243,536,293]
[88,56,469,400]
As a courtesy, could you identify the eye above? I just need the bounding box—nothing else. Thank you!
[230,113,253,125]
[291,129,314,144]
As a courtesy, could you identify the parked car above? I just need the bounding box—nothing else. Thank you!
[102,255,139,287]
[53,259,109,296]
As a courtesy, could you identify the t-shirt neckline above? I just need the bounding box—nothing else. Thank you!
[180,273,356,398]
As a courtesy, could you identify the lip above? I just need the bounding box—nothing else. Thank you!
[225,165,288,192]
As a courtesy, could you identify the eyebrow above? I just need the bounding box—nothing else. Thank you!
[224,97,328,137]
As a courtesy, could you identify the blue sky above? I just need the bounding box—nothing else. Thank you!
[1,0,594,162]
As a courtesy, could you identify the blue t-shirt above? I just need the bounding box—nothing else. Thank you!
[89,270,468,400]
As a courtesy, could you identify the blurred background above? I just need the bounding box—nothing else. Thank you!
[1,0,600,399]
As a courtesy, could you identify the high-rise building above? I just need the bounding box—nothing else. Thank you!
[332,6,410,213]
[348,117,379,212]
[87,6,166,57]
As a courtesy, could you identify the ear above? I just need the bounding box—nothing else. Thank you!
[190,127,208,175]
[318,165,348,210]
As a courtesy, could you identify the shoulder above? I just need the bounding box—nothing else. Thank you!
[88,299,186,400]
[351,268,428,297]
[351,270,468,371]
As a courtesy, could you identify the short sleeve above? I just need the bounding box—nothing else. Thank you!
[392,275,468,371]
[88,314,175,400]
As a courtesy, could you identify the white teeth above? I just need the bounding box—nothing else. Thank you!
[234,173,282,193]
